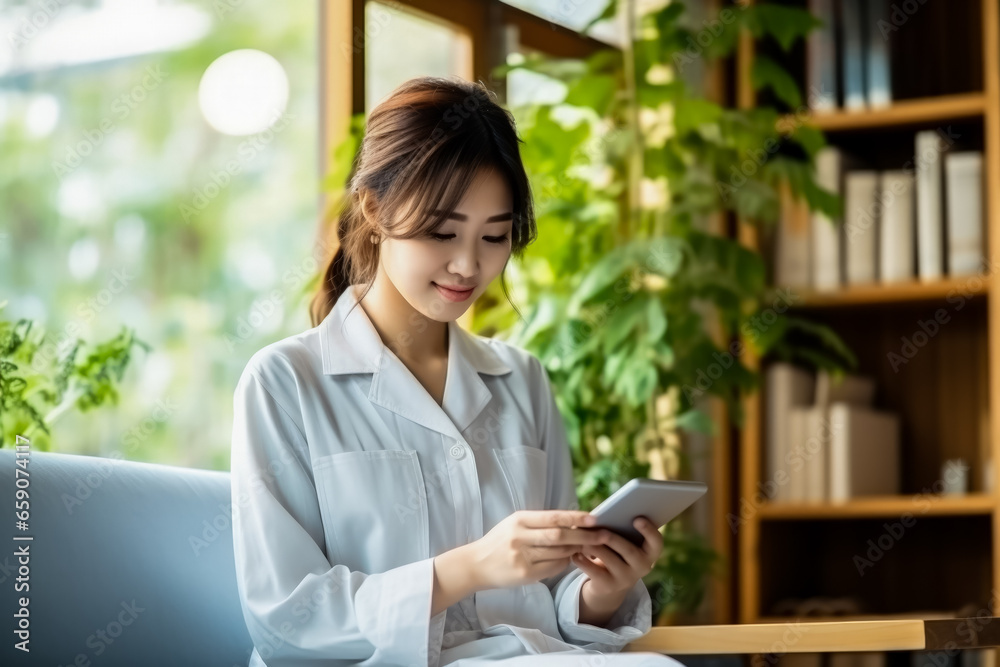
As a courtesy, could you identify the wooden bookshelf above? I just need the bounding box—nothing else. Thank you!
[779,92,987,133]
[757,493,996,520]
[735,0,1000,629]
[788,275,991,308]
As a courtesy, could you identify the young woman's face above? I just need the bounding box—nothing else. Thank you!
[380,167,514,322]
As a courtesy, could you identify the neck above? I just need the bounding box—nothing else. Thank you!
[358,277,448,363]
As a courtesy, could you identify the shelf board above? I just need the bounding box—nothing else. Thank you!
[755,610,960,624]
[780,276,991,308]
[757,493,996,520]
[779,92,986,132]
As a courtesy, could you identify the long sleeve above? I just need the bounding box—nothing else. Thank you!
[230,360,447,666]
[530,356,653,652]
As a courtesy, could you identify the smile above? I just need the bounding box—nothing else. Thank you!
[433,282,475,302]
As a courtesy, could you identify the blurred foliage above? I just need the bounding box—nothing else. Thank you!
[473,0,857,619]
[0,1,317,465]
[0,300,150,450]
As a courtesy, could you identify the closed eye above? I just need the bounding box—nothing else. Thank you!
[430,233,509,244]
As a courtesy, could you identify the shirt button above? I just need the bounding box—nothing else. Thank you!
[449,444,466,460]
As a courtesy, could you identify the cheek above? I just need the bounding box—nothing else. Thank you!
[382,242,442,279]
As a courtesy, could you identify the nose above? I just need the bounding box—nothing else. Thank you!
[447,237,479,279]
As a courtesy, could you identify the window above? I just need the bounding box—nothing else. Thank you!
[365,1,472,111]
[0,0,318,468]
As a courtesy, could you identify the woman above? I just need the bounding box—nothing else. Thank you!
[230,75,685,667]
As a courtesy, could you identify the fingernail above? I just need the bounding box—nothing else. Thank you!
[633,518,643,528]
[584,515,597,526]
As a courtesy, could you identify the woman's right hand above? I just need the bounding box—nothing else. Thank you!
[466,510,611,590]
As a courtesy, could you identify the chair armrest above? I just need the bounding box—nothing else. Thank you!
[622,618,1000,655]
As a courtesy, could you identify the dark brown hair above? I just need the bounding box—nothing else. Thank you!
[309,75,537,328]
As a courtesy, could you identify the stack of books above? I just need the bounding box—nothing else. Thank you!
[775,139,984,291]
[764,362,901,503]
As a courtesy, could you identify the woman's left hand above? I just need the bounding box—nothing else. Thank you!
[572,515,663,600]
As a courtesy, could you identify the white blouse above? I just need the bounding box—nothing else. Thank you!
[230,283,680,667]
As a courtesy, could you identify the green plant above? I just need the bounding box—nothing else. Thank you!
[468,0,858,620]
[0,300,150,450]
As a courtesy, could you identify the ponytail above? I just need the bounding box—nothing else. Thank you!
[309,196,373,327]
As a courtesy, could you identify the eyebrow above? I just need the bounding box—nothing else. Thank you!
[432,210,513,223]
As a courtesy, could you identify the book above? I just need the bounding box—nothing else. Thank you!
[807,0,837,110]
[844,170,879,285]
[864,0,892,107]
[815,370,877,407]
[775,183,812,290]
[788,406,828,502]
[812,146,843,291]
[915,130,948,281]
[828,403,901,502]
[944,151,984,277]
[879,170,915,283]
[765,363,816,503]
[840,0,867,109]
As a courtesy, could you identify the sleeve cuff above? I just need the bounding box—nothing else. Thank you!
[355,556,447,665]
[553,570,652,651]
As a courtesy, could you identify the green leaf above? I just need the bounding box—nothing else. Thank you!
[751,55,801,108]
[646,298,667,343]
[747,4,823,51]
[565,74,617,115]
[675,409,716,436]
[675,98,723,137]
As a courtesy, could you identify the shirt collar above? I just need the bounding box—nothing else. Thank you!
[318,283,512,437]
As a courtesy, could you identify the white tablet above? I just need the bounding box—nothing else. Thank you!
[588,478,708,546]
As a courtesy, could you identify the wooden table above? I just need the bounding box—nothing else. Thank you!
[623,617,1000,655]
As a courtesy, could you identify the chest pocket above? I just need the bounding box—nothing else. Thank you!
[491,445,548,512]
[312,449,429,572]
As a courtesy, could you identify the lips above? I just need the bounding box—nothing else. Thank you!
[433,282,476,302]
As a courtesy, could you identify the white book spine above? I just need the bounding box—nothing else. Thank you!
[878,170,915,283]
[945,151,984,277]
[844,171,879,285]
[812,147,842,291]
[915,130,945,281]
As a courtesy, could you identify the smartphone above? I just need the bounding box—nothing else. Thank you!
[588,478,708,546]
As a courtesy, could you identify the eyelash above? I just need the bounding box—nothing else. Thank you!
[430,233,509,244]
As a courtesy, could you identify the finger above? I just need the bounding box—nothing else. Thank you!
[571,552,610,580]
[528,526,617,548]
[633,516,664,559]
[523,543,585,561]
[583,544,630,579]
[536,556,572,580]
[597,529,650,572]
[519,510,597,529]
